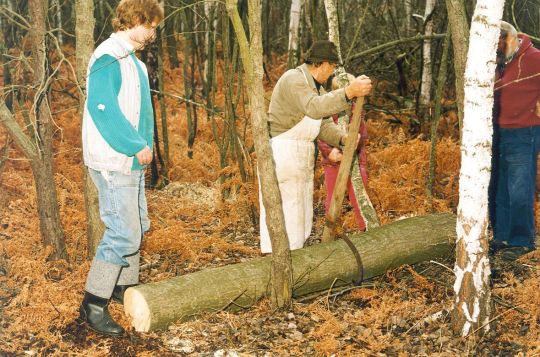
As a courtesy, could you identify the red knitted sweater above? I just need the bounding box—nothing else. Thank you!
[494,34,540,128]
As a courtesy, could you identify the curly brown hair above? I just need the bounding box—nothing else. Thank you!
[112,0,164,31]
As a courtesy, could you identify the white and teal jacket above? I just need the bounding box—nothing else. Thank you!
[82,33,154,175]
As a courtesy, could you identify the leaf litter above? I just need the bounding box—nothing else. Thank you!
[0,51,538,356]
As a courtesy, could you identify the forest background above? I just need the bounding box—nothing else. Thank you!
[0,0,539,355]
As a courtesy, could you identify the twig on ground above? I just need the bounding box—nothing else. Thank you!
[429,260,454,273]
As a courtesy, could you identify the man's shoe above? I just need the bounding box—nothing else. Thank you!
[500,246,533,261]
[111,284,137,305]
[489,240,510,255]
[79,292,125,336]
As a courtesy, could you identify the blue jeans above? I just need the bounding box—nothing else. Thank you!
[493,126,540,249]
[89,168,150,266]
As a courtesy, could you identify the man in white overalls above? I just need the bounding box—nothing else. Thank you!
[260,40,372,253]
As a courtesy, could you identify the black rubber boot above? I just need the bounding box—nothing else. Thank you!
[111,284,137,305]
[79,292,125,336]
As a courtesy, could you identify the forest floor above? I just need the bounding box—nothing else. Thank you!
[0,51,539,356]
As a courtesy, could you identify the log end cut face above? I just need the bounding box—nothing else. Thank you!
[124,287,151,332]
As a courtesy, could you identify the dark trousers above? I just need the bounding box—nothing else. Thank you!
[492,126,540,249]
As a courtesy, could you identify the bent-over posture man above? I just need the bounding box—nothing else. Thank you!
[80,0,163,336]
[259,40,372,253]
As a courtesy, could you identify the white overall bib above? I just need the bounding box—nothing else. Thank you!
[259,113,322,253]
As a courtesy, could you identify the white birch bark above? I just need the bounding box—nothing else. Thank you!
[287,0,303,68]
[419,0,436,109]
[323,0,342,63]
[452,0,504,337]
[405,0,412,34]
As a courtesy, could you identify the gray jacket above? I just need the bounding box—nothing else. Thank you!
[268,63,349,146]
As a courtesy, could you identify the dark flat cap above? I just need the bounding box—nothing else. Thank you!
[305,40,341,64]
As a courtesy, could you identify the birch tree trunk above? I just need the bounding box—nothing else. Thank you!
[451,0,504,337]
[287,0,303,69]
[226,0,293,309]
[322,0,379,242]
[323,0,341,60]
[419,0,436,114]
[75,0,104,259]
[445,0,470,140]
[405,0,412,35]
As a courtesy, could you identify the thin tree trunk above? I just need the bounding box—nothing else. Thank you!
[445,0,470,141]
[0,28,13,111]
[28,0,67,260]
[75,0,103,259]
[0,9,67,260]
[405,0,412,34]
[451,0,503,337]
[52,0,63,45]
[211,7,233,193]
[427,31,450,208]
[262,0,271,63]
[180,7,196,159]
[165,0,179,68]
[157,27,170,186]
[140,46,164,188]
[418,0,436,116]
[287,0,303,68]
[220,11,236,195]
[0,136,11,215]
[226,0,293,309]
[203,0,217,93]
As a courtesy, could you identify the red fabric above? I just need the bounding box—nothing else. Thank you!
[495,34,540,128]
[317,110,368,230]
[323,165,366,230]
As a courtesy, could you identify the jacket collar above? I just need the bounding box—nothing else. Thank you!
[298,63,326,95]
[110,33,135,56]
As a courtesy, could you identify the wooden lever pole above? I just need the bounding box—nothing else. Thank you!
[321,97,365,242]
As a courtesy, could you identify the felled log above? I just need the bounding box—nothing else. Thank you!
[125,213,456,331]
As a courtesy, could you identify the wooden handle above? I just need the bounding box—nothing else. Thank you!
[321,97,365,242]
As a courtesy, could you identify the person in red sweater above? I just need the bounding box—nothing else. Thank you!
[490,21,540,260]
[318,74,368,231]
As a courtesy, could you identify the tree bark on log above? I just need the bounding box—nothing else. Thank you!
[125,213,456,332]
